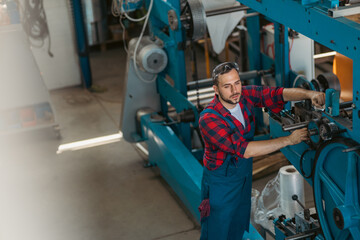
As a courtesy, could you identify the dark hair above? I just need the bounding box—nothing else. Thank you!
[212,62,240,86]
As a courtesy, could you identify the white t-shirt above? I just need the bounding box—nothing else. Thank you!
[228,103,245,127]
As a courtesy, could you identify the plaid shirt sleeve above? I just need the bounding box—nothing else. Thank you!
[199,113,249,161]
[242,86,285,113]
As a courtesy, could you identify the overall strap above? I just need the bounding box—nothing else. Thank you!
[242,103,255,141]
[201,108,236,132]
[201,108,241,176]
[243,103,252,117]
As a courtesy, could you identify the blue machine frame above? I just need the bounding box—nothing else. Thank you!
[239,0,360,239]
[122,0,360,239]
[240,0,360,140]
[130,0,263,238]
[140,0,201,220]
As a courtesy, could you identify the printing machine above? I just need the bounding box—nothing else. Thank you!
[120,0,360,239]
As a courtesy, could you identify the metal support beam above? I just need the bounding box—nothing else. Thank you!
[237,0,360,60]
[70,0,92,88]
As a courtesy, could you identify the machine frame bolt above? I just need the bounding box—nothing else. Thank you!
[333,207,344,230]
[168,10,179,31]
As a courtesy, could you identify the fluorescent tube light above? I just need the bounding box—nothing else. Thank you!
[57,131,123,154]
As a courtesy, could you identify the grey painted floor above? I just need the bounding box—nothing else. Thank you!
[0,47,314,240]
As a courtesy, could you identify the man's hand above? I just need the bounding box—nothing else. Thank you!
[310,91,325,108]
[244,128,309,158]
[287,128,309,145]
[283,88,326,108]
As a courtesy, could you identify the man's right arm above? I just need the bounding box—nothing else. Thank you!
[243,128,308,158]
[282,88,325,108]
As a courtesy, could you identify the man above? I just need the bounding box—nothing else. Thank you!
[198,62,325,240]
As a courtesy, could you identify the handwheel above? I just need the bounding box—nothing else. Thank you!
[313,138,360,240]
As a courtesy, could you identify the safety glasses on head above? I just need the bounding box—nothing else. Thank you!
[212,62,240,81]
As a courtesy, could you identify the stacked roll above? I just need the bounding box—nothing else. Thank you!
[279,165,305,218]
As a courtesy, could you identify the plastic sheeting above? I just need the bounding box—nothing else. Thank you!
[254,166,305,233]
[201,0,244,54]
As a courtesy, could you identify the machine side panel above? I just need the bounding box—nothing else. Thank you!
[120,58,161,142]
[141,114,202,221]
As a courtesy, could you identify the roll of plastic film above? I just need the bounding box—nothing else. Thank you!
[250,188,260,225]
[201,0,244,54]
[279,165,305,218]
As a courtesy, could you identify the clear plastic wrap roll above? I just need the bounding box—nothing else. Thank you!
[279,165,305,218]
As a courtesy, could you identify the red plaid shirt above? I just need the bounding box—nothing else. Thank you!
[199,85,285,170]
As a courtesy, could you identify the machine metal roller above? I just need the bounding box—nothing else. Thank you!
[173,0,251,41]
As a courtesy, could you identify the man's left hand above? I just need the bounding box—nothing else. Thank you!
[310,91,325,108]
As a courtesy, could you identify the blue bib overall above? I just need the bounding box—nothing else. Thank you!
[200,105,255,240]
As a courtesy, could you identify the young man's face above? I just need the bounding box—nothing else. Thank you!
[213,68,242,109]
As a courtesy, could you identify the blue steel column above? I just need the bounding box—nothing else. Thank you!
[148,0,192,149]
[274,23,290,88]
[353,58,360,143]
[246,12,261,85]
[168,0,191,149]
[71,0,92,88]
[246,13,265,130]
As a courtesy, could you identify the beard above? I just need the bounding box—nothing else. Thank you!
[218,91,240,105]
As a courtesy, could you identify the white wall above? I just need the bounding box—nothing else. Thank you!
[24,0,82,90]
[0,24,51,110]
[263,24,314,81]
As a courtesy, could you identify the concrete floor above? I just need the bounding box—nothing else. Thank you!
[0,46,315,240]
[0,48,200,240]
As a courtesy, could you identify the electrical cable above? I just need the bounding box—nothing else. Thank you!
[111,0,128,52]
[113,0,147,22]
[123,9,147,22]
[119,17,129,53]
[131,0,158,84]
[111,0,147,53]
[111,0,121,16]
[112,0,157,83]
[15,0,53,57]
